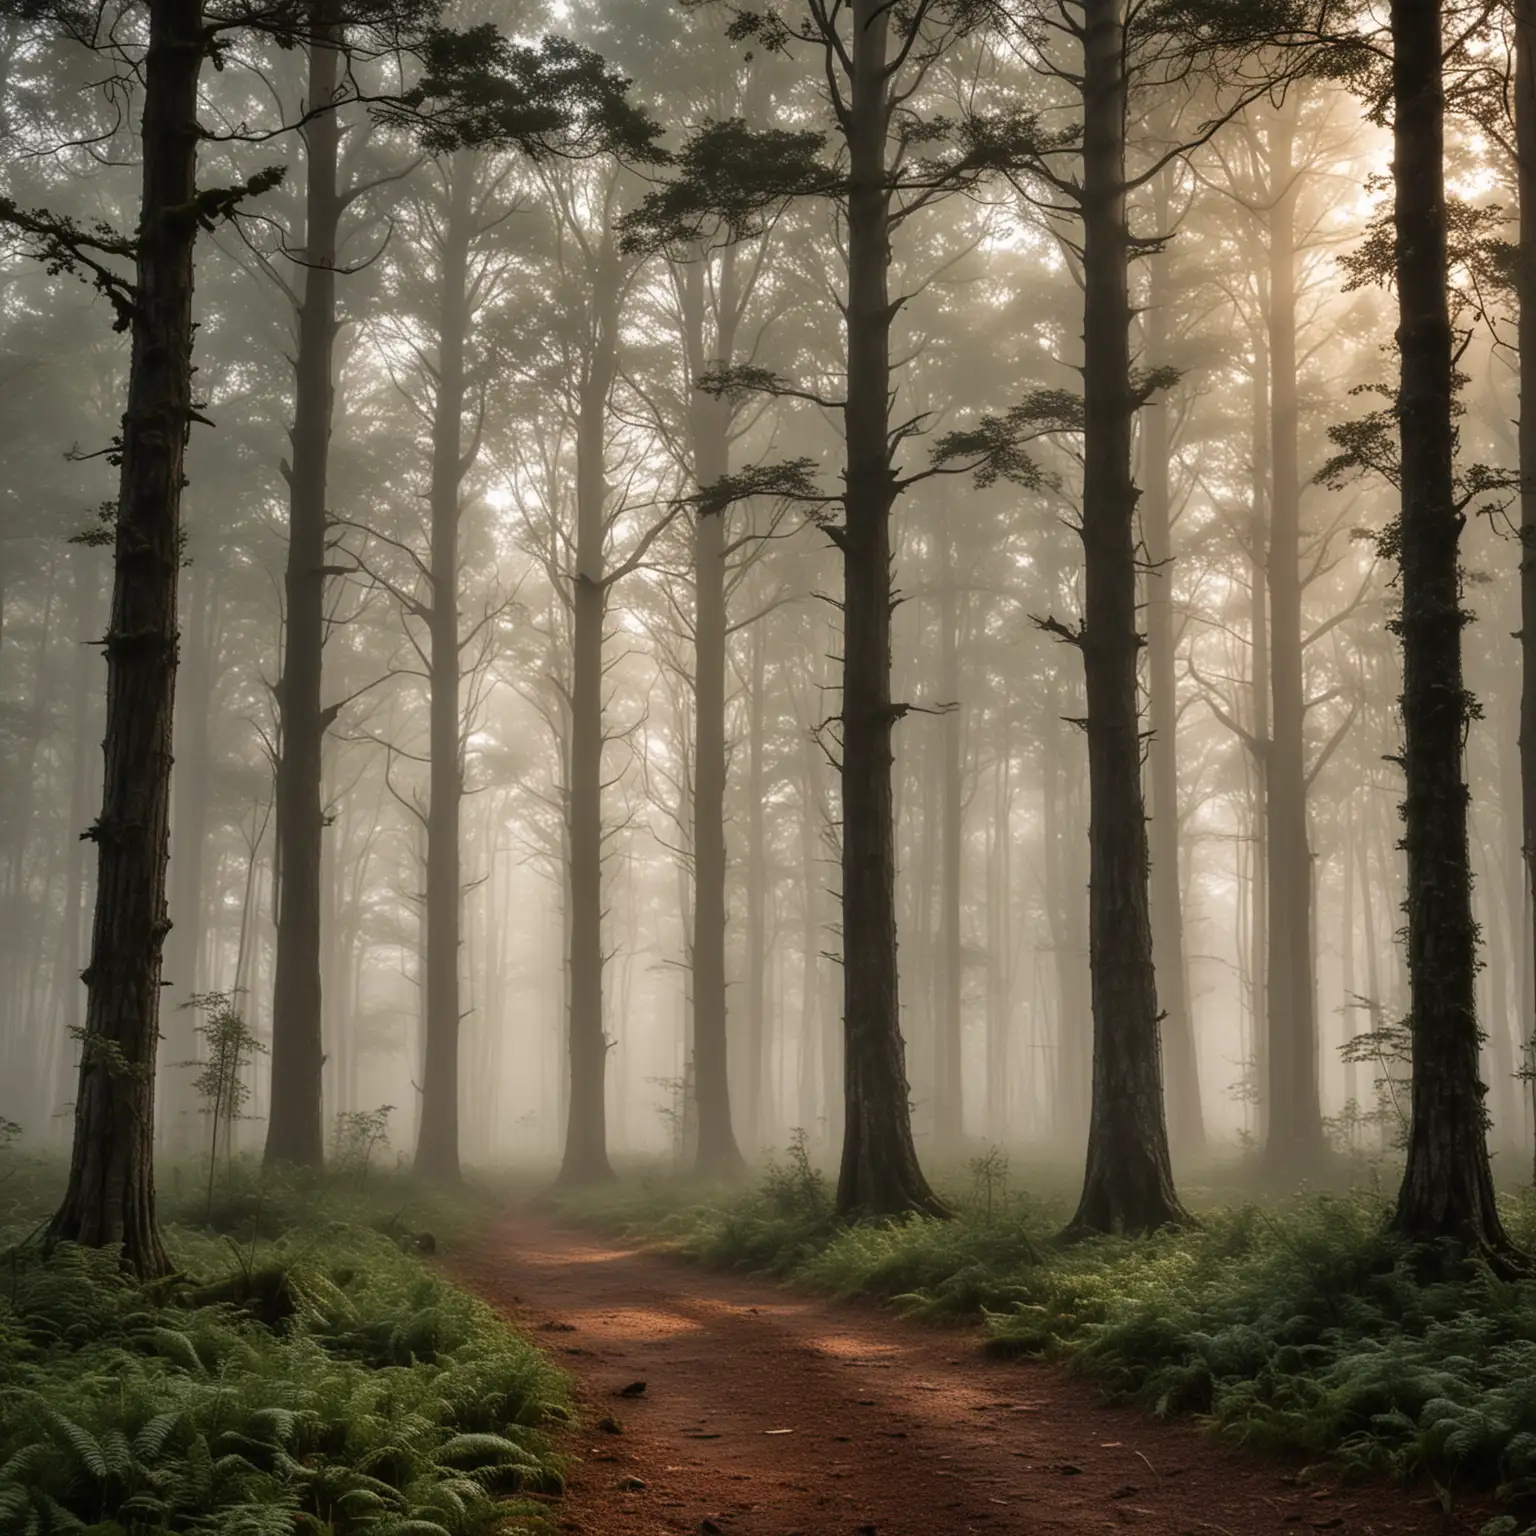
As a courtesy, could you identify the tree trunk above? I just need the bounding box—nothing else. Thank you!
[1516,0,1536,1185]
[54,550,103,1139]
[934,535,965,1151]
[685,254,746,1178]
[415,158,473,1183]
[557,241,621,1187]
[1390,0,1512,1252]
[1141,206,1205,1161]
[47,0,204,1278]
[267,14,340,1168]
[1263,106,1326,1172]
[1043,552,1091,1146]
[162,554,216,1150]
[1248,326,1272,1142]
[985,703,1012,1143]
[833,0,946,1219]
[745,617,769,1151]
[1065,0,1184,1236]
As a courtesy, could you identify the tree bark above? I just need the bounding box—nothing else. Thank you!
[47,0,204,1278]
[1263,106,1326,1171]
[833,0,946,1220]
[1389,0,1512,1252]
[684,254,747,1178]
[557,236,621,1187]
[415,157,473,1183]
[267,11,340,1168]
[161,553,216,1150]
[934,533,965,1151]
[1064,0,1185,1236]
[54,550,103,1139]
[1516,0,1536,1186]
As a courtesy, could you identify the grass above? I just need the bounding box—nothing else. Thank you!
[0,1150,569,1536]
[547,1139,1536,1514]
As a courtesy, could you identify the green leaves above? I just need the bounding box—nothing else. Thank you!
[928,388,1083,488]
[399,30,665,162]
[0,1220,568,1536]
[618,117,832,255]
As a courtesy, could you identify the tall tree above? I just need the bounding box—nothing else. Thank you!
[266,6,347,1169]
[624,0,1039,1217]
[1386,0,1514,1251]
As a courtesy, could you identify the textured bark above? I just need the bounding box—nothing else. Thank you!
[1042,543,1091,1147]
[47,0,205,1279]
[683,254,746,1179]
[1141,211,1204,1160]
[557,239,622,1187]
[1517,0,1536,1183]
[1065,0,1184,1236]
[833,0,946,1220]
[1262,109,1325,1171]
[54,552,103,1137]
[267,14,340,1168]
[415,159,473,1183]
[1389,0,1512,1252]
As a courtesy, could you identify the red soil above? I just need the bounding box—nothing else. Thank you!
[452,1217,1489,1536]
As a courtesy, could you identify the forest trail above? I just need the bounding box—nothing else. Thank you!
[453,1216,1486,1536]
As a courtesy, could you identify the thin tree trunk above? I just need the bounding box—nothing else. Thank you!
[685,253,746,1177]
[986,705,1012,1144]
[834,0,945,1218]
[1390,0,1512,1252]
[1065,0,1184,1235]
[934,535,965,1151]
[557,240,621,1186]
[162,555,216,1149]
[1249,319,1272,1142]
[47,0,204,1278]
[267,13,340,1168]
[415,158,473,1183]
[1142,203,1204,1160]
[745,617,768,1152]
[1264,105,1325,1171]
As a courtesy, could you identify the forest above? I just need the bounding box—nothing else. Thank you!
[3,0,1536,1529]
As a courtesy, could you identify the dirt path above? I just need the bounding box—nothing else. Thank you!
[453,1217,1486,1536]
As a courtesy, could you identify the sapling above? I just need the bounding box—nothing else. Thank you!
[177,992,266,1221]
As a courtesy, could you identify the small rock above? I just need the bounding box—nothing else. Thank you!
[616,1380,648,1398]
[617,1476,647,1492]
[414,1231,437,1253]
[596,1416,623,1435]
[1058,1464,1083,1476]
[540,1320,577,1332]
[701,1522,724,1534]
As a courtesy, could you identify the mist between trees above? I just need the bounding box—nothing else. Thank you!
[0,0,1525,1269]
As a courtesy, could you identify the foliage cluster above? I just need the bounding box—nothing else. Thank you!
[0,1164,567,1536]
[552,1153,1536,1505]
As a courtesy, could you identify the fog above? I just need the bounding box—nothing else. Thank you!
[0,0,1527,1235]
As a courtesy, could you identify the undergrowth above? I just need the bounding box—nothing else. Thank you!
[551,1143,1536,1511]
[0,1159,568,1536]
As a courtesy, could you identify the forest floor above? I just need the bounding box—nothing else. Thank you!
[454,1214,1489,1536]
